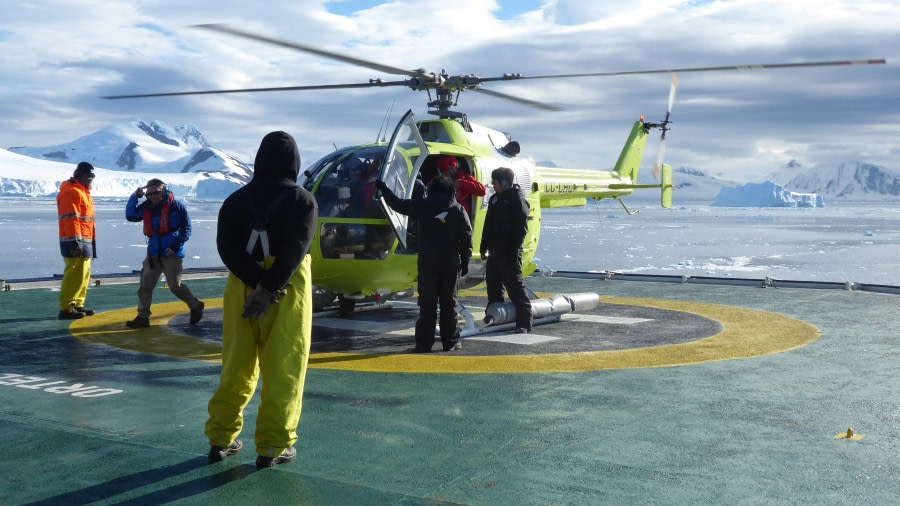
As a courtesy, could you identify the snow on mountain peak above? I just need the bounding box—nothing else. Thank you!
[3,119,250,198]
[784,161,900,199]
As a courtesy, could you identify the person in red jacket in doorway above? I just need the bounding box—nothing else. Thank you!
[437,155,485,215]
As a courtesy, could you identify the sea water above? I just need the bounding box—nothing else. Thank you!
[3,198,900,285]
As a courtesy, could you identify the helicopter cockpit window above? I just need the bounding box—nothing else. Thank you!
[311,147,386,219]
[418,122,451,143]
[312,146,396,261]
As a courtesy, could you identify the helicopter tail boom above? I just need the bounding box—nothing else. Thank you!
[535,119,657,208]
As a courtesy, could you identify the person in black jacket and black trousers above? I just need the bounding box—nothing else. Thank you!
[376,175,472,352]
[480,167,533,333]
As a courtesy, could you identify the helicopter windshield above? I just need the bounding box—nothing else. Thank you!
[308,146,397,260]
[310,147,386,218]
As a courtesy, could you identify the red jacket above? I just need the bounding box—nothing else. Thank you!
[455,173,486,214]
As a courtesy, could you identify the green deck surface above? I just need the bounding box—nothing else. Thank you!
[1,276,898,504]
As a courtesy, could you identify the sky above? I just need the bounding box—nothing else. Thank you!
[1,0,898,182]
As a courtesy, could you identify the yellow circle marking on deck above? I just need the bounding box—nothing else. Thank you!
[70,296,819,373]
[70,299,225,361]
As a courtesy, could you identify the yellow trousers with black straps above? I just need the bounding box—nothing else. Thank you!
[205,255,312,458]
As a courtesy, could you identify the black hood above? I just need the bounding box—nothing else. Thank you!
[425,177,456,210]
[252,131,300,184]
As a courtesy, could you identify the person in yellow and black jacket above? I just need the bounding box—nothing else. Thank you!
[205,131,318,470]
[56,162,96,320]
[124,178,204,328]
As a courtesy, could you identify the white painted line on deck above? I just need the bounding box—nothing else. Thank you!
[465,334,560,345]
[569,314,654,324]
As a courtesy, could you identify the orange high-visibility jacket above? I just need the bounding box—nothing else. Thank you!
[57,178,96,258]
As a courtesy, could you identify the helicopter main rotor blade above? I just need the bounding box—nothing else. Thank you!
[474,88,563,111]
[103,80,408,99]
[194,24,428,79]
[510,59,886,81]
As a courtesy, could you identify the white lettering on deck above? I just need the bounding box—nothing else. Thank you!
[0,373,123,397]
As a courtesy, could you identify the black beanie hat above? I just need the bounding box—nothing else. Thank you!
[73,161,95,177]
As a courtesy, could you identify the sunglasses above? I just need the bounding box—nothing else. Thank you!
[146,190,163,196]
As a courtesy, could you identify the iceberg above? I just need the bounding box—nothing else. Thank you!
[712,181,824,208]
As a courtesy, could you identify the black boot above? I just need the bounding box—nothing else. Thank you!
[256,447,296,469]
[208,440,242,463]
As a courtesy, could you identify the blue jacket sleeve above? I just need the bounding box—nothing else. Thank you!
[125,194,143,222]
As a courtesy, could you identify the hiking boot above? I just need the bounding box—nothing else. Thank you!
[58,309,85,320]
[190,301,205,325]
[208,439,242,463]
[125,316,150,328]
[75,307,95,316]
[443,341,462,352]
[256,447,296,469]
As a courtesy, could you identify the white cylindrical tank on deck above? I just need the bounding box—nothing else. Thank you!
[483,292,600,326]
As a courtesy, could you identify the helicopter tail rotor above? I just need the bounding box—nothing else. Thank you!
[651,73,678,180]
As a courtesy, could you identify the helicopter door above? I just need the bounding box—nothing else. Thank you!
[377,109,430,250]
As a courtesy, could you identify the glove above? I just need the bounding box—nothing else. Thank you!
[459,258,469,277]
[70,244,83,257]
[480,250,487,261]
[375,180,388,194]
[134,187,145,198]
[242,285,287,320]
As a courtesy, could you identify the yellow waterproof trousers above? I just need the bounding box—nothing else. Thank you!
[205,255,312,458]
[59,257,91,311]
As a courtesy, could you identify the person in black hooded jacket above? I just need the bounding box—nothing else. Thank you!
[205,131,318,470]
[376,175,472,352]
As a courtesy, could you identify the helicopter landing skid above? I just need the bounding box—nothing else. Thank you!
[314,299,395,318]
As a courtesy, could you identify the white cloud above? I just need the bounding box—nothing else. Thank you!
[1,0,897,182]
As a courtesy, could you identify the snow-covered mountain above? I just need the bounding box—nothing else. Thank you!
[633,161,900,205]
[3,119,251,198]
[777,161,900,200]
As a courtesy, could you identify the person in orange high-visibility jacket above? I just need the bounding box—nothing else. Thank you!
[56,162,97,320]
[205,131,318,470]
